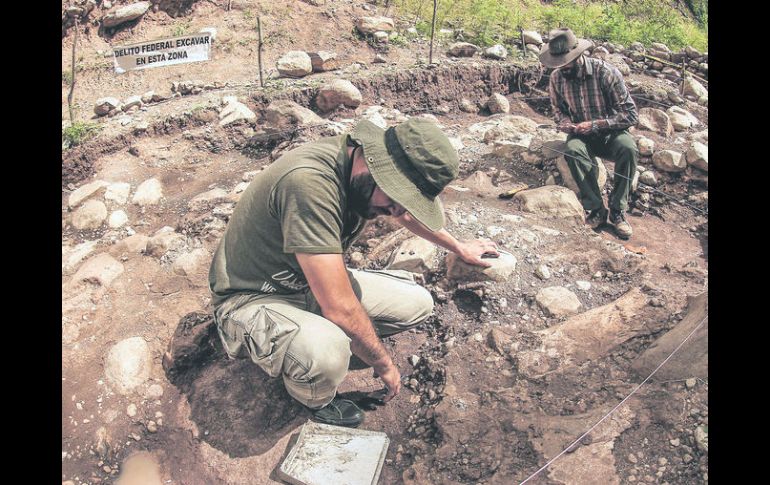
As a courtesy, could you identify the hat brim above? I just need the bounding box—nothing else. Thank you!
[350,120,445,232]
[539,39,592,68]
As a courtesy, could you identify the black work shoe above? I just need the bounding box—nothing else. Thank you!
[310,397,365,428]
[609,209,633,239]
[585,206,608,229]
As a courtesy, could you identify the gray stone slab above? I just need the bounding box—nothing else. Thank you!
[278,420,389,485]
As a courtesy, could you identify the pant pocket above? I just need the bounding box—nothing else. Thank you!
[238,307,300,378]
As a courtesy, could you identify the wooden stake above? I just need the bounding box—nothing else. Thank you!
[520,27,525,55]
[227,0,232,11]
[257,16,264,87]
[68,17,78,123]
[429,0,437,65]
[681,58,687,95]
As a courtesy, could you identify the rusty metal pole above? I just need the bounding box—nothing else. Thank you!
[429,0,437,65]
[257,16,264,87]
[68,17,78,123]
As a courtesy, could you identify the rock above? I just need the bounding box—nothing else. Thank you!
[487,328,514,355]
[483,45,508,60]
[362,107,388,129]
[146,227,186,257]
[628,453,638,464]
[68,180,110,208]
[683,76,708,98]
[522,30,543,45]
[104,182,131,205]
[276,51,313,78]
[132,178,163,206]
[102,2,150,28]
[356,16,394,34]
[575,280,591,291]
[592,46,609,59]
[525,43,540,57]
[172,248,209,276]
[486,93,509,114]
[448,136,464,151]
[122,95,142,111]
[512,185,584,224]
[387,237,438,273]
[637,137,655,156]
[695,425,708,453]
[173,80,204,95]
[535,264,551,280]
[447,42,479,57]
[219,98,256,127]
[667,106,699,131]
[639,170,657,186]
[556,155,607,196]
[62,240,98,275]
[72,253,124,287]
[373,31,389,43]
[315,79,362,112]
[189,188,228,211]
[638,108,674,137]
[446,250,517,283]
[685,142,708,172]
[308,51,339,72]
[632,292,707,380]
[670,438,680,447]
[372,54,387,64]
[71,200,108,230]
[263,100,323,129]
[108,210,128,228]
[652,150,686,172]
[535,286,583,317]
[94,97,121,116]
[651,42,670,53]
[105,337,151,395]
[458,98,477,113]
[685,378,697,389]
[475,115,539,144]
[114,234,149,254]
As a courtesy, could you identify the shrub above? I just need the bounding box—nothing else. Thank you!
[62,121,102,150]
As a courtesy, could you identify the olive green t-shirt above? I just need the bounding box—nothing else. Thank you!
[208,135,367,305]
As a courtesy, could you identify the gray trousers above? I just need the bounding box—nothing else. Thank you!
[212,268,434,408]
[564,130,639,212]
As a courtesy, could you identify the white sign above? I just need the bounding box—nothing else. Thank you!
[112,32,212,73]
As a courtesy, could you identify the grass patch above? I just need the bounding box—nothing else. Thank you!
[394,0,707,51]
[62,121,102,150]
[172,21,191,37]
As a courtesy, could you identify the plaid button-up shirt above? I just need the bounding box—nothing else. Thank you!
[548,55,638,131]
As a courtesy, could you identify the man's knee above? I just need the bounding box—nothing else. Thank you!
[565,137,589,157]
[613,133,639,160]
[408,286,435,326]
[284,325,351,385]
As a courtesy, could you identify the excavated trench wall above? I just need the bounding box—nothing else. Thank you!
[62,62,542,187]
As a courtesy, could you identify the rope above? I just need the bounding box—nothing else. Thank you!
[519,313,708,485]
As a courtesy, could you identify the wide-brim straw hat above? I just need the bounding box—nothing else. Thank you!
[349,118,458,231]
[539,28,592,68]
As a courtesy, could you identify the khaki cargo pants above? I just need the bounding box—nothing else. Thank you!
[213,268,434,409]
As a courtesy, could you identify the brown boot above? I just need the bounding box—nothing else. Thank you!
[585,206,608,229]
[609,209,633,239]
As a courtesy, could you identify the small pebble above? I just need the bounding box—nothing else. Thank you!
[658,458,668,466]
[102,466,111,473]
[628,453,638,464]
[685,378,697,389]
[146,421,158,433]
[670,438,680,447]
[126,404,137,417]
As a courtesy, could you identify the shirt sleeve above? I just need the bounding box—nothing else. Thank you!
[549,71,572,125]
[599,64,639,131]
[271,168,345,254]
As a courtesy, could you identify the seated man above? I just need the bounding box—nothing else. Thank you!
[208,118,498,427]
[540,27,640,239]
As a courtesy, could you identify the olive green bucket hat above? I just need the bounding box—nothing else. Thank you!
[349,118,459,231]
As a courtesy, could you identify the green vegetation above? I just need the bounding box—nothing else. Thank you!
[62,121,102,150]
[394,0,707,51]
[172,21,191,37]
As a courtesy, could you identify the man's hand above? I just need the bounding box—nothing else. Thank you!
[573,121,594,135]
[456,238,499,267]
[557,121,575,134]
[376,362,401,402]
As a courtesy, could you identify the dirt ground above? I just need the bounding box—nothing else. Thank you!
[62,2,707,484]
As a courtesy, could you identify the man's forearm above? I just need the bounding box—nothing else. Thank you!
[324,302,392,370]
[397,212,461,254]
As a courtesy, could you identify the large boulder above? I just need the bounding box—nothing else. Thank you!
[104,337,152,395]
[315,79,362,112]
[356,16,394,34]
[189,188,229,211]
[556,155,607,196]
[263,100,323,128]
[683,76,708,98]
[638,107,673,137]
[486,93,510,114]
[685,142,708,172]
[387,237,439,274]
[512,185,585,224]
[101,2,150,28]
[522,30,543,45]
[446,250,517,283]
[219,97,256,127]
[71,200,108,230]
[481,115,539,144]
[652,150,686,172]
[637,137,655,156]
[308,51,340,72]
[72,253,124,288]
[132,178,163,206]
[447,42,479,57]
[68,180,110,209]
[146,227,186,258]
[94,97,121,116]
[172,248,210,277]
[667,106,699,131]
[535,286,583,317]
[483,45,508,60]
[276,51,313,78]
